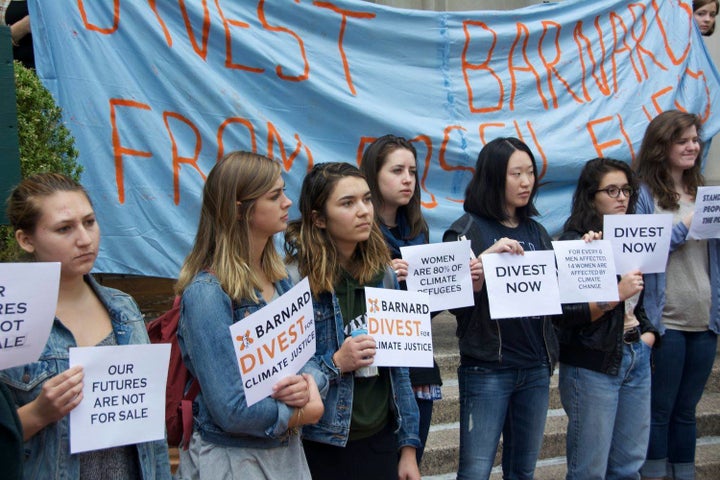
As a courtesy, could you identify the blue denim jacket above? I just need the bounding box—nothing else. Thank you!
[177,271,327,448]
[0,275,171,480]
[637,184,720,335]
[289,264,421,449]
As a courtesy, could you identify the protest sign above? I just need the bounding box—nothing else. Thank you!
[231,277,315,407]
[69,343,171,453]
[552,239,619,304]
[481,250,561,319]
[0,262,59,369]
[365,286,432,368]
[687,186,720,240]
[604,214,672,273]
[401,240,474,311]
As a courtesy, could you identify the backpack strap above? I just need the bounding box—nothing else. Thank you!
[180,379,201,450]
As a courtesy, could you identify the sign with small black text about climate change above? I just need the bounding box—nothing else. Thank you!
[0,262,59,369]
[69,343,170,453]
[401,240,474,312]
[603,214,672,274]
[552,239,619,304]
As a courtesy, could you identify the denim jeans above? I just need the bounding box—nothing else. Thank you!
[642,329,718,480]
[560,341,651,480]
[457,364,550,480]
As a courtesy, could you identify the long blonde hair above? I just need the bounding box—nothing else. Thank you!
[285,162,390,295]
[176,151,287,302]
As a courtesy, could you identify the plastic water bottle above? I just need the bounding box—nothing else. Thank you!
[350,327,378,378]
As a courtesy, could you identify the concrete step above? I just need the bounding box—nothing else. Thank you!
[420,392,720,477]
[422,436,720,480]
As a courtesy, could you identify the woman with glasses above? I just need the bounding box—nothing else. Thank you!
[634,111,719,480]
[555,158,658,480]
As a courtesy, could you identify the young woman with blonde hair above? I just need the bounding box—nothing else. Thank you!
[175,151,324,479]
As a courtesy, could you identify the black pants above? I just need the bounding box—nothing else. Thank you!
[303,423,397,480]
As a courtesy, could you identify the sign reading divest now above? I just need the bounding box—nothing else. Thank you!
[26,0,720,278]
[604,214,673,273]
[482,250,562,319]
[0,262,59,369]
[69,343,170,454]
[231,278,315,407]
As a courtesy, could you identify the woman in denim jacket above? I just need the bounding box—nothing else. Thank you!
[633,111,720,480]
[284,162,421,480]
[1,173,171,479]
[175,152,324,479]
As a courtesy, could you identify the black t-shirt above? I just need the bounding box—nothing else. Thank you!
[480,221,547,368]
[444,214,552,369]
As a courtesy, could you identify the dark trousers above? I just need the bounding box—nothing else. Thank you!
[303,423,397,480]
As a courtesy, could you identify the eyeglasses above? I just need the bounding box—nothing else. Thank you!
[595,186,634,198]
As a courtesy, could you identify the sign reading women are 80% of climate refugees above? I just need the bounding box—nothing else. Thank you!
[364,287,433,368]
[401,240,475,312]
[230,277,315,407]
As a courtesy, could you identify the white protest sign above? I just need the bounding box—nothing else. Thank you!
[0,262,60,369]
[687,186,720,240]
[364,287,432,367]
[231,277,315,408]
[401,240,474,312]
[603,214,672,273]
[551,240,619,304]
[481,250,562,319]
[69,343,171,453]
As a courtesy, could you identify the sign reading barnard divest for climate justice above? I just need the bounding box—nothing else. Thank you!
[230,278,315,407]
[364,286,433,368]
[27,0,720,278]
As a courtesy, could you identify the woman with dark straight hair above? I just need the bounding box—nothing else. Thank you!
[443,137,558,480]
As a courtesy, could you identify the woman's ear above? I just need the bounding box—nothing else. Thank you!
[236,201,243,220]
[14,229,35,254]
[311,210,326,229]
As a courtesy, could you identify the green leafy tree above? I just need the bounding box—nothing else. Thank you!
[1,61,82,260]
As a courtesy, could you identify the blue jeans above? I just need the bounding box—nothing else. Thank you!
[560,341,652,480]
[642,329,717,480]
[457,365,550,480]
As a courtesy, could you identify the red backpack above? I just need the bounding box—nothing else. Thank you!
[146,296,199,449]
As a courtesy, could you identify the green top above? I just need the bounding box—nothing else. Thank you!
[334,268,391,441]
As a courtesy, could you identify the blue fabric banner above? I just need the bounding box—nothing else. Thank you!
[27,0,720,278]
